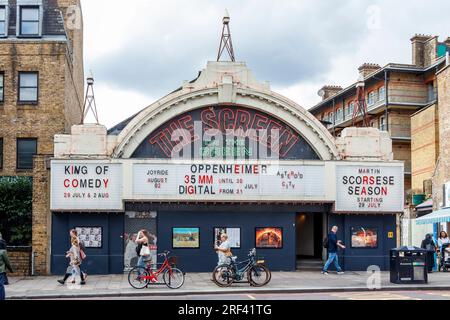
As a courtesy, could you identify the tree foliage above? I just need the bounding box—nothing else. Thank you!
[0,177,32,245]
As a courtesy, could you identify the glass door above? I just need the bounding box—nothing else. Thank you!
[123,211,157,271]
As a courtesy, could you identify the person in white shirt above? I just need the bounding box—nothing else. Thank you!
[215,234,231,266]
[438,231,450,251]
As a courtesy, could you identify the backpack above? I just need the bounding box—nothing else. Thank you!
[136,243,143,257]
[323,237,329,249]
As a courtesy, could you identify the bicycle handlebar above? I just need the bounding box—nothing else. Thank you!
[158,250,171,257]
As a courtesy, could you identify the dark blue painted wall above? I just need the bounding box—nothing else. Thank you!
[157,211,297,273]
[51,213,124,275]
[327,214,397,271]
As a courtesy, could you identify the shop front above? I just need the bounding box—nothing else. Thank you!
[50,61,404,275]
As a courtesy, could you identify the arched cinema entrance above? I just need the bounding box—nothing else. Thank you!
[107,62,339,272]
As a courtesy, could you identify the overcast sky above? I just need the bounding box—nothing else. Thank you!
[80,0,450,128]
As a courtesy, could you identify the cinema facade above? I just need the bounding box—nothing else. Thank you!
[50,62,404,275]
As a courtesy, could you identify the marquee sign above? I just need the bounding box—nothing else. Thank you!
[132,163,325,200]
[335,165,404,212]
[51,162,123,211]
[131,105,320,160]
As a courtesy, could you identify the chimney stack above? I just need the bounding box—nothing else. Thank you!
[358,63,381,78]
[444,37,450,47]
[411,34,434,67]
[318,85,343,101]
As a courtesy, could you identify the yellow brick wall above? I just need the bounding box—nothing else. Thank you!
[433,66,450,210]
[411,104,439,193]
[0,1,84,275]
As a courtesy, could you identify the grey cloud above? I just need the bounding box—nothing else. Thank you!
[86,0,373,98]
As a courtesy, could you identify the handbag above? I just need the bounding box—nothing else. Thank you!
[80,249,87,261]
[140,245,151,256]
[225,250,233,258]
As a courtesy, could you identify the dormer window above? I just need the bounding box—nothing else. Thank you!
[0,6,6,37]
[19,6,40,36]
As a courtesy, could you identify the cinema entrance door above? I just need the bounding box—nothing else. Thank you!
[296,212,327,270]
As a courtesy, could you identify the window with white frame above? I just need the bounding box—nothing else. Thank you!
[347,101,355,117]
[0,6,6,36]
[19,6,40,36]
[367,91,378,106]
[336,108,343,122]
[379,86,386,101]
[19,72,38,103]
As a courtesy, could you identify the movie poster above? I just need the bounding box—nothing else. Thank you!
[214,228,241,248]
[173,228,200,248]
[76,227,102,248]
[351,227,378,248]
[255,227,283,249]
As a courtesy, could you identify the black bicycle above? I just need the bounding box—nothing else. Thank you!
[212,248,271,287]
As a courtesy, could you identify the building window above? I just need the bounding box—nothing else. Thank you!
[379,86,386,101]
[380,116,387,131]
[329,112,334,124]
[19,6,40,36]
[0,138,3,170]
[18,72,38,103]
[367,91,377,106]
[347,101,355,117]
[428,83,436,102]
[0,6,6,36]
[0,72,3,102]
[17,138,37,170]
[336,108,343,122]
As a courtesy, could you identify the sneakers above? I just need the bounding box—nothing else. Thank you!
[321,271,329,275]
[57,279,65,285]
[337,271,345,275]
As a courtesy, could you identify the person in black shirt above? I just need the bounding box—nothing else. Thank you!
[322,226,346,275]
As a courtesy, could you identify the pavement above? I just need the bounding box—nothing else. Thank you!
[5,271,450,300]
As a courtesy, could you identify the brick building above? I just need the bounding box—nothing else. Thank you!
[0,0,84,275]
[309,35,450,203]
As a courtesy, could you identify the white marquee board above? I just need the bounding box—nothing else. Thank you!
[335,165,404,212]
[132,163,326,200]
[51,162,123,211]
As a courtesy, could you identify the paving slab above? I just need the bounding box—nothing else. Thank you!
[4,271,450,299]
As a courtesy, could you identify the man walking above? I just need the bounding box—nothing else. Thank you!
[0,239,14,300]
[0,233,9,286]
[322,226,345,275]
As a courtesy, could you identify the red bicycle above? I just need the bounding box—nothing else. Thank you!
[128,251,185,289]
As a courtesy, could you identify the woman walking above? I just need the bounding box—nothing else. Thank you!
[58,232,82,285]
[421,234,437,273]
[136,230,151,274]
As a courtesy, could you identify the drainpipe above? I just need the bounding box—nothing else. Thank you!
[384,70,389,132]
[31,250,36,276]
[332,99,336,137]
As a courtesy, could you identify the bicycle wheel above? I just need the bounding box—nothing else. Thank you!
[247,264,271,287]
[128,267,149,289]
[163,268,185,289]
[212,265,234,287]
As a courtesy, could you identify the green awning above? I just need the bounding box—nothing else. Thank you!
[416,208,450,225]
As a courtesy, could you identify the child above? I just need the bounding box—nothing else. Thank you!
[66,237,81,284]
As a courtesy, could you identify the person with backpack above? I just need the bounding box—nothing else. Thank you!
[57,229,87,285]
[421,233,437,273]
[322,226,346,275]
